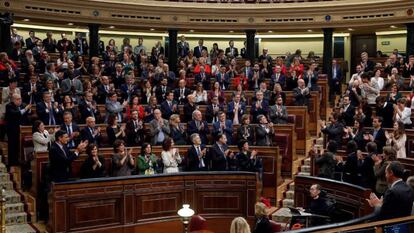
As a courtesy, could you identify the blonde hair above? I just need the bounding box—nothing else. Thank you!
[255,202,268,218]
[230,217,251,233]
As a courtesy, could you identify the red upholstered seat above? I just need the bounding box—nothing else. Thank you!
[189,215,208,232]
[269,220,282,232]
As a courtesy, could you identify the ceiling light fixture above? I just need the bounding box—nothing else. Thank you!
[109,26,115,29]
[67,22,74,26]
[307,29,313,32]
[268,30,273,33]
[189,30,194,32]
[347,28,354,31]
[23,19,30,22]
[150,28,155,31]
[229,30,234,33]
[390,25,397,29]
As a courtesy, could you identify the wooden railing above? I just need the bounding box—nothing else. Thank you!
[48,172,257,233]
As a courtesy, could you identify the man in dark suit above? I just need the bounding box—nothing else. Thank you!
[367,161,414,220]
[186,133,208,171]
[96,76,113,104]
[368,116,387,154]
[255,115,274,146]
[321,112,344,146]
[120,75,140,102]
[125,110,144,146]
[60,111,80,149]
[110,62,125,88]
[22,75,42,104]
[36,92,62,125]
[269,96,288,124]
[194,66,211,90]
[78,92,100,124]
[271,65,286,89]
[210,133,236,171]
[206,96,224,123]
[258,48,273,66]
[174,79,191,104]
[80,117,101,146]
[73,33,89,55]
[248,63,264,90]
[43,31,57,53]
[154,78,171,103]
[193,39,207,58]
[225,40,238,59]
[154,64,176,88]
[375,96,394,129]
[49,130,88,182]
[293,79,311,108]
[187,110,210,145]
[216,66,230,90]
[183,94,198,123]
[160,91,179,120]
[212,112,233,145]
[227,94,246,124]
[250,91,269,124]
[25,31,39,50]
[340,95,355,127]
[360,52,375,72]
[57,33,73,53]
[177,35,190,58]
[329,59,342,100]
[5,93,31,165]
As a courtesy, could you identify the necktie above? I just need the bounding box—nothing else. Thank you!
[49,104,56,125]
[67,125,74,148]
[181,89,184,97]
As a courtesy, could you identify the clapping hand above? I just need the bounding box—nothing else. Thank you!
[366,192,383,207]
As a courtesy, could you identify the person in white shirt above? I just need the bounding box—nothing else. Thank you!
[161,138,182,173]
[348,65,363,88]
[394,98,412,128]
[371,68,384,91]
[386,122,407,159]
[32,120,59,152]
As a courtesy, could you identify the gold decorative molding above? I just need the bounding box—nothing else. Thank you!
[2,0,414,31]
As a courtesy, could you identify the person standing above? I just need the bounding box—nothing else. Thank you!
[5,93,31,165]
[367,161,414,220]
[49,130,87,182]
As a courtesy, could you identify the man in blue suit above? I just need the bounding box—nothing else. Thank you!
[193,39,207,58]
[270,65,286,89]
[160,91,179,120]
[329,59,342,101]
[227,94,246,125]
[49,130,88,182]
[187,110,210,145]
[216,66,230,90]
[213,111,233,145]
[36,92,62,125]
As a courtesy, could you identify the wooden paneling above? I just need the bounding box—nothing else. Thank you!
[48,172,257,233]
[32,145,281,218]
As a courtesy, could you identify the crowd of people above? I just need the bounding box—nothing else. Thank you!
[2,28,414,230]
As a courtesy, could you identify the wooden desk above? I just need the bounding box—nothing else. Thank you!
[294,175,373,219]
[48,172,257,233]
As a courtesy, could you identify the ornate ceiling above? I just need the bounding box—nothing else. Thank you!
[2,0,414,31]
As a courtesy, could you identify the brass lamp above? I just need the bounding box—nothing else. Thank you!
[177,204,194,233]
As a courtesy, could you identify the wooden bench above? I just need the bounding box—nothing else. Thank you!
[48,172,257,233]
[294,175,373,219]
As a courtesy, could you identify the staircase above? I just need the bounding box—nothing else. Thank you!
[0,162,37,233]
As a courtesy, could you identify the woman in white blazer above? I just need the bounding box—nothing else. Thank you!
[32,120,57,152]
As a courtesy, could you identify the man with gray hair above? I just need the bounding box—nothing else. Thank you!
[149,109,170,145]
[187,110,210,145]
[5,93,32,165]
[186,133,208,171]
